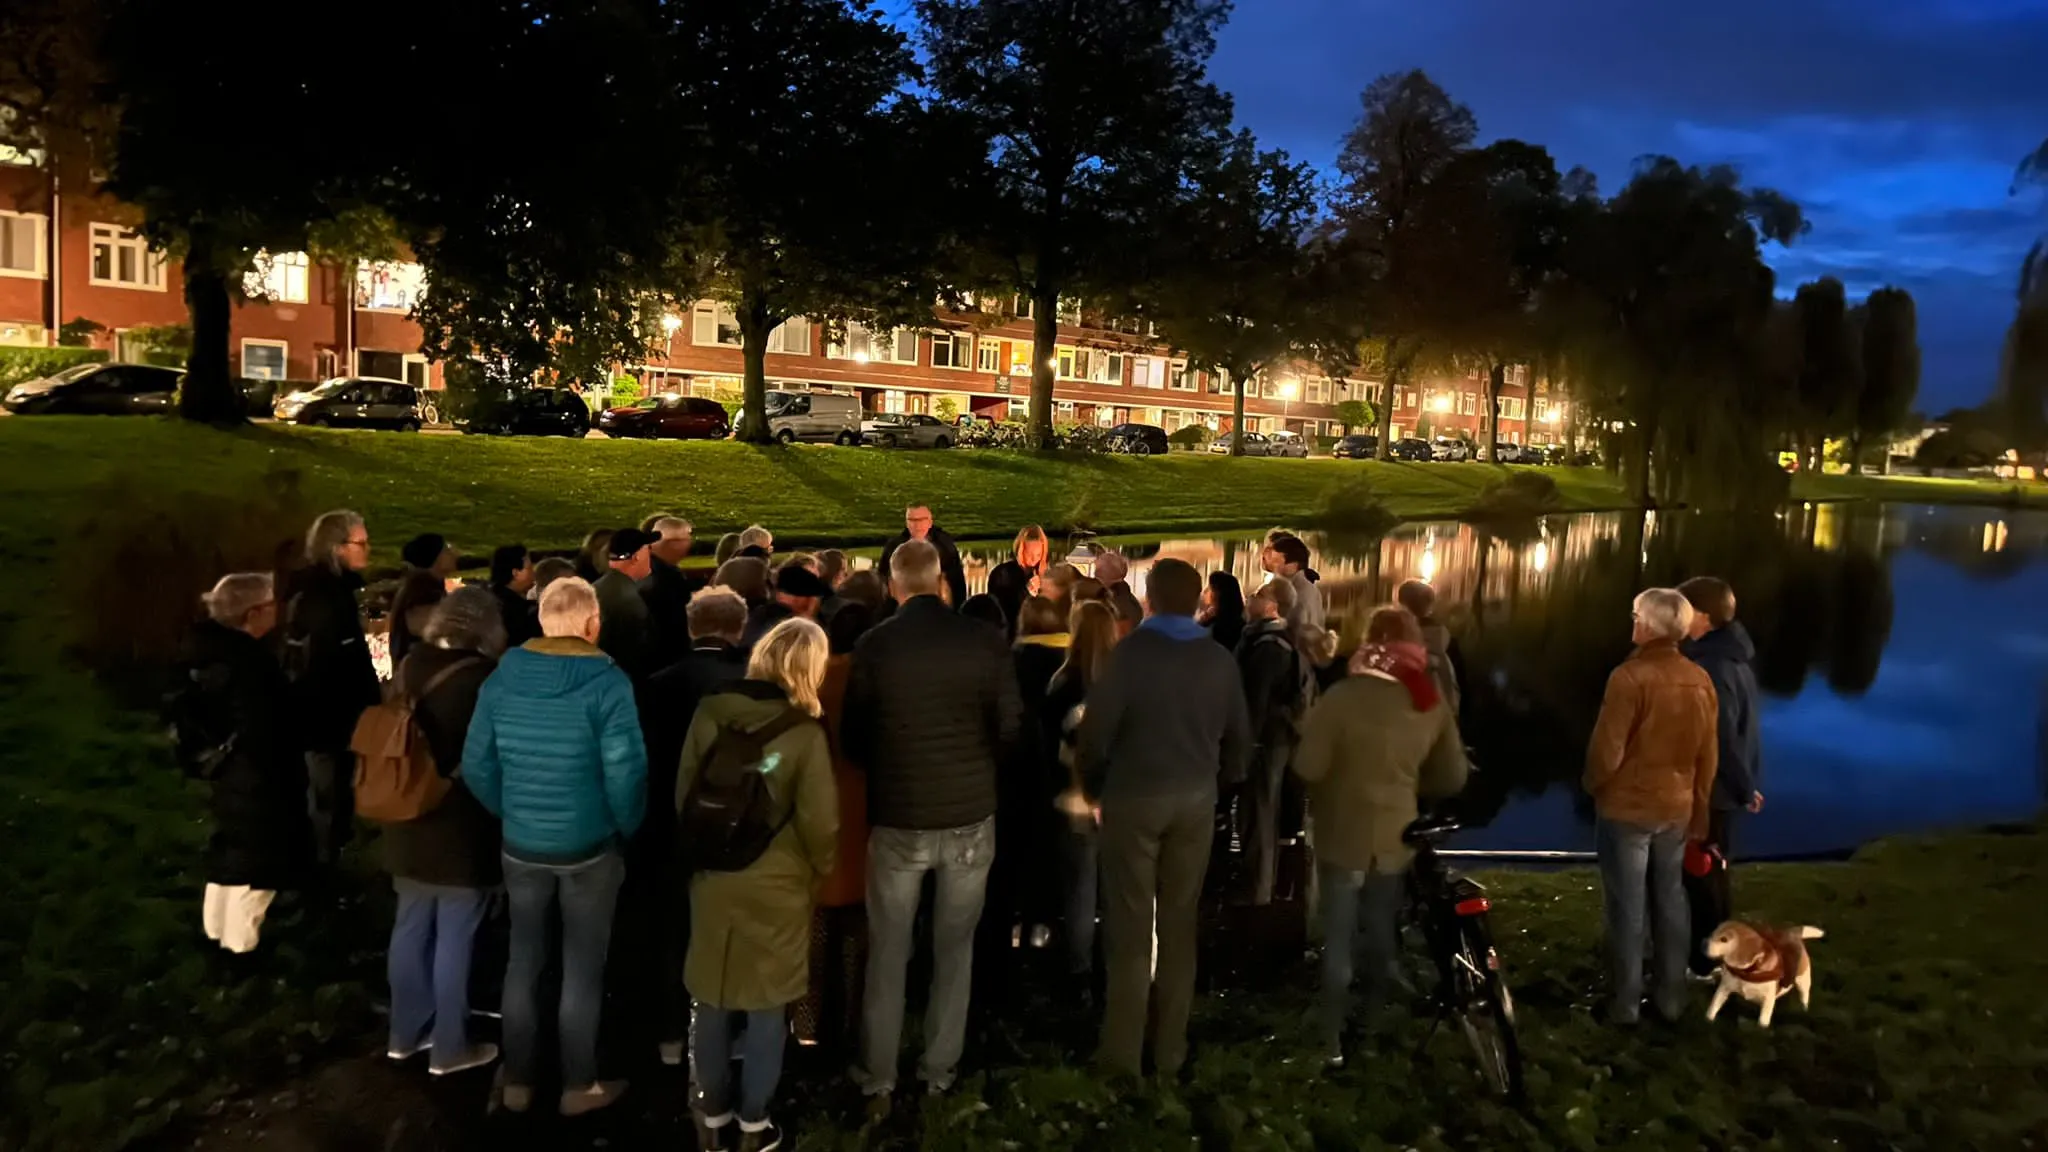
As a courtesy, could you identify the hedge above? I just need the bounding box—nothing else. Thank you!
[0,346,110,390]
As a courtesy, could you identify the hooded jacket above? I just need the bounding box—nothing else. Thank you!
[462,637,648,863]
[1684,621,1763,810]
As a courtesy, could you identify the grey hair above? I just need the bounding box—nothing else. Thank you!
[306,509,364,568]
[539,576,601,638]
[889,538,942,596]
[1633,588,1696,642]
[738,524,773,550]
[424,586,509,658]
[687,586,749,641]
[203,572,275,627]
[652,516,692,541]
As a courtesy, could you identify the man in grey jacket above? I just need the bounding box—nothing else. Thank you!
[1080,558,1252,1078]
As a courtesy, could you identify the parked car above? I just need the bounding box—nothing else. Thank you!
[1391,437,1434,461]
[275,377,423,430]
[862,413,955,449]
[1430,437,1473,462]
[735,390,863,445]
[1107,423,1171,456]
[1541,445,1600,467]
[3,362,183,416]
[464,387,591,437]
[598,394,730,440]
[1266,430,1310,458]
[1332,434,1379,459]
[1492,441,1533,464]
[1209,430,1271,456]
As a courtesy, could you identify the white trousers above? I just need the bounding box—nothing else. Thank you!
[202,883,277,954]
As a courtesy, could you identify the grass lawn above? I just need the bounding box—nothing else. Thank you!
[1,414,2043,1150]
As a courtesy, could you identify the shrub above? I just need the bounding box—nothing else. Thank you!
[1470,471,1564,519]
[0,346,109,389]
[1315,474,1399,533]
[1168,424,1214,449]
[608,374,642,403]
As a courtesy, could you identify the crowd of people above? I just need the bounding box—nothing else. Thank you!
[169,500,1764,1150]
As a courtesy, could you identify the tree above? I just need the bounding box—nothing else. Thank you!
[1327,70,1479,460]
[918,0,1233,447]
[2000,136,2048,458]
[1335,399,1373,434]
[1855,287,1920,474]
[1789,277,1862,471]
[680,0,940,444]
[1147,132,1319,456]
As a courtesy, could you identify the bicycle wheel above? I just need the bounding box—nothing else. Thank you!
[1454,923,1524,1100]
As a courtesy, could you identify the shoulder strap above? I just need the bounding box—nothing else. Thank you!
[748,707,809,747]
[415,656,485,703]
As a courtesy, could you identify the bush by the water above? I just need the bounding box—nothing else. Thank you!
[1315,474,1399,533]
[1168,424,1214,449]
[1470,471,1565,518]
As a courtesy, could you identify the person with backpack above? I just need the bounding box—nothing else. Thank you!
[175,572,310,957]
[1292,606,1468,1069]
[283,509,381,867]
[1236,580,1313,906]
[678,618,838,1152]
[375,588,507,1076]
[462,576,647,1117]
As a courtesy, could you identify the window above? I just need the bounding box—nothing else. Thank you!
[240,339,287,381]
[356,261,427,312]
[1087,350,1124,385]
[1306,377,1332,404]
[1057,297,1082,325]
[90,224,165,290]
[403,354,430,389]
[243,250,309,303]
[828,322,917,364]
[1500,396,1525,421]
[767,317,810,355]
[1168,360,1196,391]
[1130,356,1164,389]
[931,332,974,370]
[976,339,1001,373]
[692,302,742,347]
[1056,347,1077,379]
[1011,295,1034,320]
[1459,391,1477,416]
[1007,342,1032,375]
[0,211,46,277]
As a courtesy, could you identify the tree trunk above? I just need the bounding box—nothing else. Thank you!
[1630,410,1657,507]
[178,228,240,425]
[1374,365,1399,461]
[1483,361,1504,463]
[1848,431,1864,476]
[736,294,776,445]
[1029,288,1058,449]
[1881,438,1893,476]
[1229,366,1247,457]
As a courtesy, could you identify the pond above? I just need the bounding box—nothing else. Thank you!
[951,503,2048,860]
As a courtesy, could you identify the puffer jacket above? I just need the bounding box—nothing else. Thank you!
[679,681,837,1009]
[282,563,381,749]
[1584,639,1719,840]
[463,636,648,863]
[177,619,312,890]
[842,595,1023,830]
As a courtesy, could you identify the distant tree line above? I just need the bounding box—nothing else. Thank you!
[0,0,1947,494]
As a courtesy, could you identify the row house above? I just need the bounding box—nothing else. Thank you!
[0,158,440,389]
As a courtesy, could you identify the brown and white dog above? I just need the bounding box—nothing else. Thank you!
[1704,920,1825,1028]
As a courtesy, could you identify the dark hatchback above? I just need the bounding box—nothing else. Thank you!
[463,387,591,437]
[1107,422,1171,455]
[1391,437,1434,461]
[1332,434,1379,459]
[597,395,731,440]
[3,362,183,415]
[275,377,423,430]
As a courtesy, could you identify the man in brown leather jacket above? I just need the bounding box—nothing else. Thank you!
[1585,587,1718,1025]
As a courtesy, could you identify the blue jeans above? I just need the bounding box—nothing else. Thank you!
[1317,866,1405,1050]
[856,817,994,1094]
[1061,821,1100,977]
[694,1004,787,1124]
[388,879,489,1065]
[1596,819,1688,1022]
[502,850,625,1088]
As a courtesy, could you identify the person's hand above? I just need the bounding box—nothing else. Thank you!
[1027,574,1041,597]
[1748,791,1765,814]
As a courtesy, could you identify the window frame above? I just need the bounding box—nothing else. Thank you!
[239,338,289,381]
[976,338,1001,373]
[692,301,743,348]
[356,261,427,313]
[89,223,166,291]
[828,321,918,365]
[0,210,48,279]
[244,250,310,304]
[930,331,974,370]
[767,317,811,355]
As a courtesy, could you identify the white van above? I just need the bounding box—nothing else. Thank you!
[754,389,863,444]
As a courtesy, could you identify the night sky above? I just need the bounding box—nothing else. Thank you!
[1208,0,2048,413]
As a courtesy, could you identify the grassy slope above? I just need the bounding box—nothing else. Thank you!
[1,416,2043,1149]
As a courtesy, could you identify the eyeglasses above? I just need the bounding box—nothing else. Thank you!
[344,537,370,549]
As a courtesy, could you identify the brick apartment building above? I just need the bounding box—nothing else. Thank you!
[0,152,1567,446]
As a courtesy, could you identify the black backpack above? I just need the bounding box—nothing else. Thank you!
[165,661,237,780]
[679,708,810,873]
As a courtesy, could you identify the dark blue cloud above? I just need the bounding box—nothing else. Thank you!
[1210,0,2048,411]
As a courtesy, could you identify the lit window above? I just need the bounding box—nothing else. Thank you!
[357,261,428,312]
[1168,361,1195,391]
[0,211,46,277]
[828,322,917,364]
[244,250,309,304]
[767,317,811,355]
[1086,350,1124,384]
[931,332,974,370]
[1131,356,1164,389]
[976,339,1001,373]
[692,302,742,347]
[90,223,165,290]
[1056,347,1077,379]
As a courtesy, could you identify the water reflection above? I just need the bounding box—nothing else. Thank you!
[949,504,2048,858]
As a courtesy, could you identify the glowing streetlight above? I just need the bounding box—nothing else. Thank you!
[1542,408,1562,424]
[661,313,682,334]
[1430,394,1453,413]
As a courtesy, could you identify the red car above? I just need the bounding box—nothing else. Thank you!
[597,395,731,439]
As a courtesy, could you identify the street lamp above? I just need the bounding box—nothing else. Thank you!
[1430,394,1453,413]
[1278,378,1297,431]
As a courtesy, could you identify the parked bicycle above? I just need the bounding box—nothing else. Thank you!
[1401,812,1525,1100]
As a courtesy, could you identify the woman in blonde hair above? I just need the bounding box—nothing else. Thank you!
[676,618,838,1150]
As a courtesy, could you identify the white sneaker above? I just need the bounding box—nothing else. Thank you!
[386,1038,431,1061]
[429,1043,499,1076]
[659,1040,686,1067]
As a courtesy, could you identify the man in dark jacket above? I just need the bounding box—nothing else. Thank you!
[180,572,310,955]
[490,544,540,648]
[1080,559,1252,1079]
[632,586,750,1064]
[740,563,830,650]
[639,516,701,669]
[1235,581,1310,906]
[1680,576,1763,972]
[594,527,656,680]
[878,503,969,610]
[284,509,381,866]
[844,539,1022,1100]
